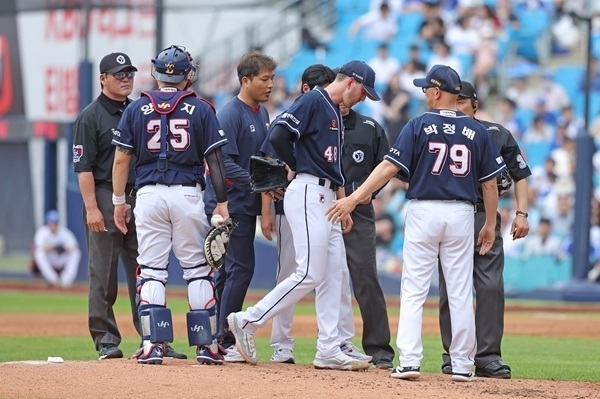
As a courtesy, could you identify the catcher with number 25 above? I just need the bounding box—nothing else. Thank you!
[111,45,231,367]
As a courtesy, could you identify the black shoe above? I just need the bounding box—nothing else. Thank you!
[475,360,512,379]
[98,344,123,360]
[164,344,188,359]
[374,359,394,370]
[441,362,453,375]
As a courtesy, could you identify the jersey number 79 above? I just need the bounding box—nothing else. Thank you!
[429,142,470,176]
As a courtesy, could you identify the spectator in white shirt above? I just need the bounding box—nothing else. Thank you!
[445,15,481,56]
[31,210,81,287]
[368,43,401,87]
[349,2,398,42]
[426,41,463,77]
[521,218,563,258]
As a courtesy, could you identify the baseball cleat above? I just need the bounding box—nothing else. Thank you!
[98,344,123,360]
[136,343,164,365]
[452,371,477,382]
[313,352,370,371]
[164,344,187,359]
[223,345,245,363]
[270,348,295,364]
[227,312,257,365]
[390,366,421,380]
[341,343,372,363]
[196,346,224,365]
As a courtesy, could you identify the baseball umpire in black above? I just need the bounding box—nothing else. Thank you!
[73,52,185,360]
[438,81,531,378]
[340,101,395,369]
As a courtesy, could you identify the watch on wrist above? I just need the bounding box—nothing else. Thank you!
[516,211,528,218]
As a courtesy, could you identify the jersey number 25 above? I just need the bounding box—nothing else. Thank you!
[429,142,470,176]
[146,118,191,151]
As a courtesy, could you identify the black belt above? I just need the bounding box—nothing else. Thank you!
[475,202,484,213]
[143,182,198,188]
[318,178,339,192]
[95,181,136,198]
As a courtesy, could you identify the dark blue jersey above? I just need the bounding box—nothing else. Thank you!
[112,89,227,189]
[272,87,345,187]
[384,109,505,204]
[204,96,270,215]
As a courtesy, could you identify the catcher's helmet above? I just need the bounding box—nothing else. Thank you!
[151,45,197,85]
[497,169,513,197]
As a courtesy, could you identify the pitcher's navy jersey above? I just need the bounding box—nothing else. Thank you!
[112,89,227,188]
[385,109,506,204]
[204,96,270,216]
[272,86,345,187]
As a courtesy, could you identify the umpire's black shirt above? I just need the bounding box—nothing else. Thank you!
[475,118,532,201]
[73,93,136,186]
[341,109,390,197]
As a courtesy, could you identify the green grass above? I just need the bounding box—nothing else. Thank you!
[0,290,598,382]
[0,253,30,272]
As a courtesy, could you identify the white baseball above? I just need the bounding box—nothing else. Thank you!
[211,214,224,227]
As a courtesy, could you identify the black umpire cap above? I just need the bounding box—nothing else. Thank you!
[100,52,137,74]
[458,81,477,99]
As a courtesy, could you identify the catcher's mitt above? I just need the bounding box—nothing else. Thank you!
[248,155,289,193]
[204,218,234,270]
[497,169,513,197]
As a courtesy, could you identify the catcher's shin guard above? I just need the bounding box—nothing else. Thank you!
[139,305,174,343]
[186,308,214,346]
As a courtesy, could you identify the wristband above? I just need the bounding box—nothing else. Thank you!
[516,211,528,218]
[112,193,126,205]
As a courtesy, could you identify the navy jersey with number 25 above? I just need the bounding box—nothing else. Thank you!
[112,89,227,189]
[385,109,505,204]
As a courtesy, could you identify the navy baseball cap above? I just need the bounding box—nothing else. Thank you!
[45,210,59,224]
[458,81,477,99]
[413,64,462,94]
[338,60,381,101]
[100,52,138,74]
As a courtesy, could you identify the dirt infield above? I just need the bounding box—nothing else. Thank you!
[1,282,599,398]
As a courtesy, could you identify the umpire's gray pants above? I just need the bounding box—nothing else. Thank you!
[343,203,395,364]
[438,211,505,368]
[84,186,140,351]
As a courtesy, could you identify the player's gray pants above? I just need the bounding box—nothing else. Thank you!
[438,211,505,368]
[85,186,140,350]
[342,203,395,364]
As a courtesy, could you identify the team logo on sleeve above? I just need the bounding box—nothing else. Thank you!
[281,112,300,125]
[517,154,528,169]
[111,128,120,138]
[353,150,364,163]
[72,144,83,163]
[218,129,225,137]
[496,156,503,164]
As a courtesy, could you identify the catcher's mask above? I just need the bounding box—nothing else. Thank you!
[151,45,198,88]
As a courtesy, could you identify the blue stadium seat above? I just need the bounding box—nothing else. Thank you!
[523,140,553,167]
[397,11,424,39]
[554,65,584,104]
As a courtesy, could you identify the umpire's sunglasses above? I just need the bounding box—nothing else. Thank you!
[108,71,136,80]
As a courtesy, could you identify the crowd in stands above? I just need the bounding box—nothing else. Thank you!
[216,0,600,283]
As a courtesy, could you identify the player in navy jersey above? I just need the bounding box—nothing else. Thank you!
[111,45,230,365]
[203,50,277,362]
[326,65,506,381]
[227,61,379,371]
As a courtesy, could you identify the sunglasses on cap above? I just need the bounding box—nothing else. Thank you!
[108,71,136,80]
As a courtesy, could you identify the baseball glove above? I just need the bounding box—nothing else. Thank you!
[248,155,289,193]
[497,169,513,197]
[204,218,234,270]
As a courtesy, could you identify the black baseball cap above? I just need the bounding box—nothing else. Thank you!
[413,64,462,94]
[100,52,138,74]
[300,64,336,92]
[338,60,381,101]
[458,81,477,99]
